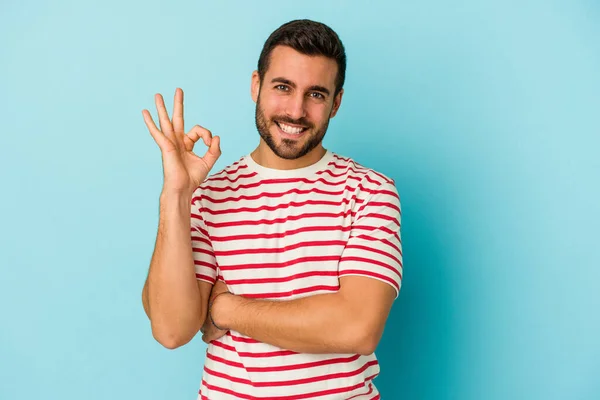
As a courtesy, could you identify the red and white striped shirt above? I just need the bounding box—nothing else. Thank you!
[191,150,403,399]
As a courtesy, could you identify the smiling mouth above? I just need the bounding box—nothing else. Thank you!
[275,121,309,135]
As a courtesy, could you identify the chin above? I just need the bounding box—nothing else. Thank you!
[272,144,306,160]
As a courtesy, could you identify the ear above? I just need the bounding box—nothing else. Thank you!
[329,88,344,118]
[251,70,260,103]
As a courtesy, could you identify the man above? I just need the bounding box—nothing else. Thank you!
[141,19,402,399]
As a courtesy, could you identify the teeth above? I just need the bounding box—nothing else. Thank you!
[278,122,304,135]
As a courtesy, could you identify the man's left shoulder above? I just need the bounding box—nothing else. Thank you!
[331,151,397,190]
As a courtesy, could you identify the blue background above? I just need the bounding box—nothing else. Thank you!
[1,1,599,399]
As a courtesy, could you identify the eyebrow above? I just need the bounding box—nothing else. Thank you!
[271,77,331,96]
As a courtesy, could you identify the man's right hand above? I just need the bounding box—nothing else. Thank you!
[142,88,221,197]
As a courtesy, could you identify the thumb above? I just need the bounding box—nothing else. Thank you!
[202,135,222,170]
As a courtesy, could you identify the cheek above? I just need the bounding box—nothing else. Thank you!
[261,96,283,116]
[308,104,331,124]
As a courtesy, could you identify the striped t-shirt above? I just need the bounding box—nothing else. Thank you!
[191,150,403,399]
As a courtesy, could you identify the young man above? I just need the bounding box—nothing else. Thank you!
[142,19,402,400]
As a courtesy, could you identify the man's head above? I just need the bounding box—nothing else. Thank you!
[251,19,346,161]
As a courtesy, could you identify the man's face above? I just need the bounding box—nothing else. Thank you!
[252,45,343,160]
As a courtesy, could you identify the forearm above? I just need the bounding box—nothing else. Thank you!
[145,192,204,347]
[215,293,374,355]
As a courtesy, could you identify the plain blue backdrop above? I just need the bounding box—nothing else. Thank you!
[1,1,599,399]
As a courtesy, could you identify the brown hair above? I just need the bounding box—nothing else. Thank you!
[257,19,346,96]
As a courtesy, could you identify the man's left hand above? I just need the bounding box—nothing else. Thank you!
[200,279,229,344]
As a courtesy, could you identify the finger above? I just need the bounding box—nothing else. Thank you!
[183,135,195,151]
[202,332,215,344]
[201,319,210,332]
[142,109,173,151]
[201,135,222,170]
[184,125,213,152]
[172,88,184,134]
[155,94,176,144]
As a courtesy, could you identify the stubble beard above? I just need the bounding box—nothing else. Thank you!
[254,93,330,160]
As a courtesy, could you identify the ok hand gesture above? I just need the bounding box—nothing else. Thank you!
[142,88,221,197]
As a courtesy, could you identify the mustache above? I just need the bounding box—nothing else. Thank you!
[272,116,313,129]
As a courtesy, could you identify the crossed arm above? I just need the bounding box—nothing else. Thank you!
[142,197,399,353]
[200,275,396,355]
[145,183,401,353]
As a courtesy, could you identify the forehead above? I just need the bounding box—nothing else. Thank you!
[265,45,338,90]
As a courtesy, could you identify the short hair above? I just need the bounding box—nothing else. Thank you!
[257,19,346,96]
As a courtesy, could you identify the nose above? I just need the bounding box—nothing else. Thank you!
[284,92,307,121]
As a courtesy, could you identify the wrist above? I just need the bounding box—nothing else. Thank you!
[159,190,193,205]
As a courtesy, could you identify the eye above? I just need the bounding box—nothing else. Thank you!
[309,92,325,100]
[275,84,289,91]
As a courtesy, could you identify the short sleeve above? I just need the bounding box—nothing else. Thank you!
[190,195,217,285]
[338,180,403,298]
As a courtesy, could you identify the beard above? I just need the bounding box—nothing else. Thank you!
[254,93,330,160]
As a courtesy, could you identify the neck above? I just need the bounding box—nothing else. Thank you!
[251,141,326,170]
